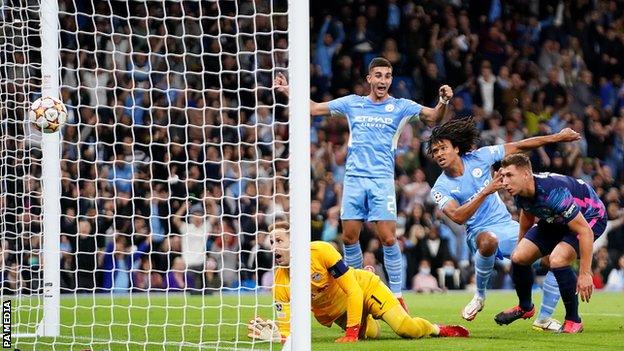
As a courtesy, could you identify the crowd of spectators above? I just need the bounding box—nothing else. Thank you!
[1,0,623,295]
[308,0,624,292]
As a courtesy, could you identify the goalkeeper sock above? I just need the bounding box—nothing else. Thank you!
[538,270,560,320]
[343,243,363,269]
[552,266,580,323]
[383,305,436,339]
[382,243,403,294]
[511,262,534,311]
[475,251,496,299]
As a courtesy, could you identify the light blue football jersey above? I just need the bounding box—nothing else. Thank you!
[328,95,423,178]
[431,144,512,236]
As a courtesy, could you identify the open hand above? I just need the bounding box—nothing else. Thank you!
[247,316,281,341]
[576,272,593,303]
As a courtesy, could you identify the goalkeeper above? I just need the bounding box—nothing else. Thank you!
[247,222,469,343]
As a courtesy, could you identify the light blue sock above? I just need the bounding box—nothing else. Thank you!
[475,251,496,299]
[382,243,403,294]
[343,243,363,269]
[538,270,561,320]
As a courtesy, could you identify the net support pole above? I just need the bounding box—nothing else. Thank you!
[287,0,311,350]
[37,0,61,337]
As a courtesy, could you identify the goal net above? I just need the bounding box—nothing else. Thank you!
[0,0,309,350]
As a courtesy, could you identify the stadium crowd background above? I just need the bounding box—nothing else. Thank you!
[1,0,624,294]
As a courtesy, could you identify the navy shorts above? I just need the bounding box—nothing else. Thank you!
[524,216,607,256]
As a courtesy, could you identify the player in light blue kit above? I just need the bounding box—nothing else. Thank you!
[428,118,580,330]
[274,57,453,311]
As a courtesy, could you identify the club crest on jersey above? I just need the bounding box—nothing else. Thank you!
[385,104,395,112]
[472,168,483,178]
[311,272,322,282]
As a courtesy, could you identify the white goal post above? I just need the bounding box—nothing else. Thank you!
[0,0,310,350]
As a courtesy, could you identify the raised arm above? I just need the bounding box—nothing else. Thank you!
[419,84,453,126]
[273,72,331,116]
[172,201,188,230]
[504,128,580,155]
[441,171,504,225]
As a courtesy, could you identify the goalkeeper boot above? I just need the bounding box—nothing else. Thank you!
[461,295,484,321]
[558,320,583,334]
[436,324,470,338]
[494,305,535,325]
[532,317,562,332]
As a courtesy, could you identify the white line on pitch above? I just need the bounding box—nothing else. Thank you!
[18,334,272,351]
[582,312,624,317]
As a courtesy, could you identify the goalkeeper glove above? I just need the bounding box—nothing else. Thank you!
[335,325,360,343]
[247,317,281,342]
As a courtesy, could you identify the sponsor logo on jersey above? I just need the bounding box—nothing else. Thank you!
[563,204,577,218]
[353,116,393,124]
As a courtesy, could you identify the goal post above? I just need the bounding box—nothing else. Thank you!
[287,0,311,349]
[1,0,311,350]
[38,0,61,338]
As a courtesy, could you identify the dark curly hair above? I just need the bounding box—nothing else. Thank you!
[427,117,480,156]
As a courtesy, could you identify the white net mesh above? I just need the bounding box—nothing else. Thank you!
[1,0,291,349]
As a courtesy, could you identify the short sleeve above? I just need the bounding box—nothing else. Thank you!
[470,144,505,165]
[431,185,453,210]
[547,187,580,223]
[327,95,353,117]
[400,99,423,121]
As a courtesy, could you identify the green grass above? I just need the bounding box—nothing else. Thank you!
[11,291,624,351]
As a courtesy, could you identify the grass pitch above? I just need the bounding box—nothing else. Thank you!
[11,291,624,350]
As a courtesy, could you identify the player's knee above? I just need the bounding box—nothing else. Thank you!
[379,235,396,247]
[476,232,498,256]
[549,254,572,269]
[511,250,531,266]
[341,228,360,244]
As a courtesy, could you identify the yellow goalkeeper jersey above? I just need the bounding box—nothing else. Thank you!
[274,241,382,337]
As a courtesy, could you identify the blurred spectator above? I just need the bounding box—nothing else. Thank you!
[166,256,192,292]
[363,251,386,286]
[73,219,103,293]
[605,255,624,291]
[173,201,213,291]
[412,259,442,293]
[437,259,462,290]
[203,256,222,294]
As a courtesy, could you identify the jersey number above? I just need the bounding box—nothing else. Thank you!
[387,195,396,215]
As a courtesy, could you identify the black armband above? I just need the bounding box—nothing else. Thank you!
[328,259,349,279]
